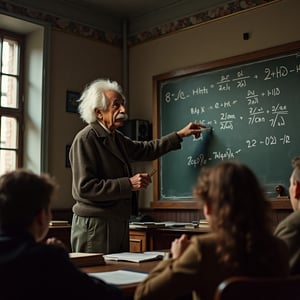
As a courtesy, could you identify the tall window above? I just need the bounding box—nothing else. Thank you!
[0,30,24,176]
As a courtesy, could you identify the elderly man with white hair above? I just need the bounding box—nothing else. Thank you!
[69,78,205,254]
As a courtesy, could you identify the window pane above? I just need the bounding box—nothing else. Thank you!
[0,149,16,176]
[0,116,18,148]
[1,75,18,108]
[2,38,19,75]
[0,30,23,175]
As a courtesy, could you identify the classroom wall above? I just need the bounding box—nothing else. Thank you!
[24,27,44,173]
[48,31,122,208]
[3,0,298,211]
[128,0,300,208]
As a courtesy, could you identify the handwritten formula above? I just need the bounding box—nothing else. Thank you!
[158,50,300,198]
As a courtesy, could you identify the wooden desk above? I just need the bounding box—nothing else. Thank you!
[81,259,160,299]
[130,226,209,252]
[46,223,209,253]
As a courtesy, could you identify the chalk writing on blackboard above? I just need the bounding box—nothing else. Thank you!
[153,43,300,207]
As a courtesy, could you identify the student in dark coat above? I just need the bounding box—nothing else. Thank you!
[0,169,123,300]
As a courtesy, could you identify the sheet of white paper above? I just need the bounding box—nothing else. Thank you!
[89,270,148,285]
[163,221,192,227]
[104,251,165,263]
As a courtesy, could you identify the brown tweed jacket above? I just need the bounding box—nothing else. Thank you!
[69,121,182,220]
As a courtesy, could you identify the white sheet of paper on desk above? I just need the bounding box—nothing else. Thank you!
[163,221,193,227]
[104,251,165,263]
[89,270,148,285]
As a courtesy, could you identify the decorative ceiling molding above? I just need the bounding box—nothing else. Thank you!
[0,0,121,45]
[128,0,279,46]
[0,0,279,47]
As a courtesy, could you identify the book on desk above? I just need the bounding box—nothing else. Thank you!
[129,222,166,229]
[184,219,210,229]
[130,220,210,229]
[49,220,69,226]
[69,252,105,267]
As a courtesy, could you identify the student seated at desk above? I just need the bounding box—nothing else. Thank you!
[0,169,123,300]
[134,161,289,300]
[274,156,300,275]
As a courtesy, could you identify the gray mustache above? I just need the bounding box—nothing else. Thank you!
[116,113,128,121]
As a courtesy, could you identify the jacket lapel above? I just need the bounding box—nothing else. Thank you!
[90,121,127,163]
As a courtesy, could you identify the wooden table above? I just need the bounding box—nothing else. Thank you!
[81,259,160,299]
[130,225,210,252]
[46,223,210,253]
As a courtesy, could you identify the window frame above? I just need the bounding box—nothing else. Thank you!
[0,29,25,171]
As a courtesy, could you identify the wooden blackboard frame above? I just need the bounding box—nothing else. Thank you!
[151,40,300,209]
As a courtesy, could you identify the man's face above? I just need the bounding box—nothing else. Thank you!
[98,90,127,131]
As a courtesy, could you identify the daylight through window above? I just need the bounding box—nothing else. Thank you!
[0,30,24,176]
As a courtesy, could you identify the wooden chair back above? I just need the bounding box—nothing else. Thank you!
[214,275,300,300]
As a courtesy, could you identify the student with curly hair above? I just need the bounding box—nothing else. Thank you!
[134,161,289,300]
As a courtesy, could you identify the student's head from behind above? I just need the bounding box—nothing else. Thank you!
[194,161,272,267]
[0,169,57,242]
[289,156,300,211]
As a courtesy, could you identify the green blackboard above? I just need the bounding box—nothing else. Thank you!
[152,41,300,207]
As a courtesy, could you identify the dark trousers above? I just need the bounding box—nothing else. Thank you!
[71,214,129,254]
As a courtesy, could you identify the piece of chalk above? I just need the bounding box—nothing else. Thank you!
[201,127,212,131]
[149,169,157,177]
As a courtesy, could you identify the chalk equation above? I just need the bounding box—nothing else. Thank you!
[158,49,300,198]
[163,59,300,104]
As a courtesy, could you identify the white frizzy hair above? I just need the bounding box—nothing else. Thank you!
[78,78,125,123]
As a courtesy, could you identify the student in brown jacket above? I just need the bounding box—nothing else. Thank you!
[134,161,289,300]
[274,156,300,275]
[69,78,206,254]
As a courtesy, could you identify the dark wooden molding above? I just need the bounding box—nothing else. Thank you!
[150,198,292,210]
[269,197,292,210]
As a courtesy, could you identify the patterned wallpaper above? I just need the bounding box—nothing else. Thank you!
[0,0,278,47]
[128,0,278,46]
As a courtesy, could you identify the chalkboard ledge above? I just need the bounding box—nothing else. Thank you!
[150,197,292,210]
[269,197,292,210]
[150,200,203,210]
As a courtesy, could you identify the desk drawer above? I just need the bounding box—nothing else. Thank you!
[130,231,147,252]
